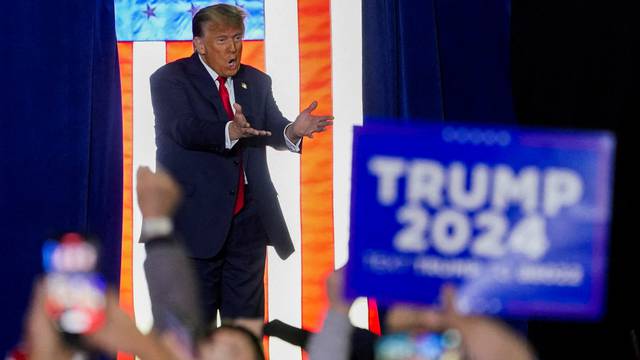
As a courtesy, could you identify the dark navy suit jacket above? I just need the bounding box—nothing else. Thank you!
[150,52,295,260]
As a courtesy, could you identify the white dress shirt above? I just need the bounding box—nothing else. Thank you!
[197,54,301,153]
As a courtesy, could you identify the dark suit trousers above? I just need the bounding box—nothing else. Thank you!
[189,190,267,328]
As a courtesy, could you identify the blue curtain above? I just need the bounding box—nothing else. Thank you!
[363,0,514,123]
[0,0,122,351]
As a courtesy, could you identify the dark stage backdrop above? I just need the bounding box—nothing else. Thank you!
[361,0,525,340]
[512,1,637,358]
[0,0,122,352]
[363,0,637,357]
[362,0,514,122]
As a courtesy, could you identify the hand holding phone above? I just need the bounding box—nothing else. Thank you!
[42,233,106,337]
[383,286,535,360]
[375,330,464,360]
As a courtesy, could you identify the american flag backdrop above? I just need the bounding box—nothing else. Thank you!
[114,1,374,359]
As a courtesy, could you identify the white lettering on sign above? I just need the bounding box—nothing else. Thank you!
[491,165,539,214]
[431,209,471,256]
[368,156,405,205]
[449,162,490,211]
[363,251,413,274]
[367,156,585,260]
[362,251,584,286]
[544,168,584,217]
[471,211,508,258]
[413,256,482,278]
[516,263,584,286]
[406,160,445,207]
[394,205,429,252]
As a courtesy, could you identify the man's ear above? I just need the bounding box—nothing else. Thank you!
[193,37,205,55]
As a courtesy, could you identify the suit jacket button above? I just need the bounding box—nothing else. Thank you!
[233,160,240,165]
[229,190,236,195]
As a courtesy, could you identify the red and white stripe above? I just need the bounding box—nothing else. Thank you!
[117,1,368,358]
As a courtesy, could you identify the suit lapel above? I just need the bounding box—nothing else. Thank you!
[186,56,251,162]
[232,67,252,164]
[186,53,228,121]
[232,67,251,120]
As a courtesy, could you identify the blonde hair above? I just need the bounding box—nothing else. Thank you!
[192,4,246,37]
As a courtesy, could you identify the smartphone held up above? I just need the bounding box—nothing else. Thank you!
[42,233,106,336]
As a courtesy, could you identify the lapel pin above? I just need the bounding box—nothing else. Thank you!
[241,82,248,89]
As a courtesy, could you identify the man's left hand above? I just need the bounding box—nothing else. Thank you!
[286,101,333,143]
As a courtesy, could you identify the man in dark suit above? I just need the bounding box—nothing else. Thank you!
[149,4,331,326]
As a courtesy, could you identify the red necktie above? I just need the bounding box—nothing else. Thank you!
[217,76,245,215]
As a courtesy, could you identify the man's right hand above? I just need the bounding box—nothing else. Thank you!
[228,103,272,140]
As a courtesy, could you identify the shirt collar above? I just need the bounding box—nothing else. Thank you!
[197,54,232,84]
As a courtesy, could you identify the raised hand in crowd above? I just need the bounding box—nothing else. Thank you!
[23,280,178,360]
[136,165,182,219]
[386,285,536,360]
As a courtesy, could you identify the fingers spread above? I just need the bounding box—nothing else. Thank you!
[313,115,334,122]
[233,114,250,128]
[304,100,318,113]
[242,127,271,137]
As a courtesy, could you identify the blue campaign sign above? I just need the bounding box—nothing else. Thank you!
[346,122,615,319]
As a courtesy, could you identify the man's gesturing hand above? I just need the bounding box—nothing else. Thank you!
[228,103,272,140]
[287,101,334,143]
